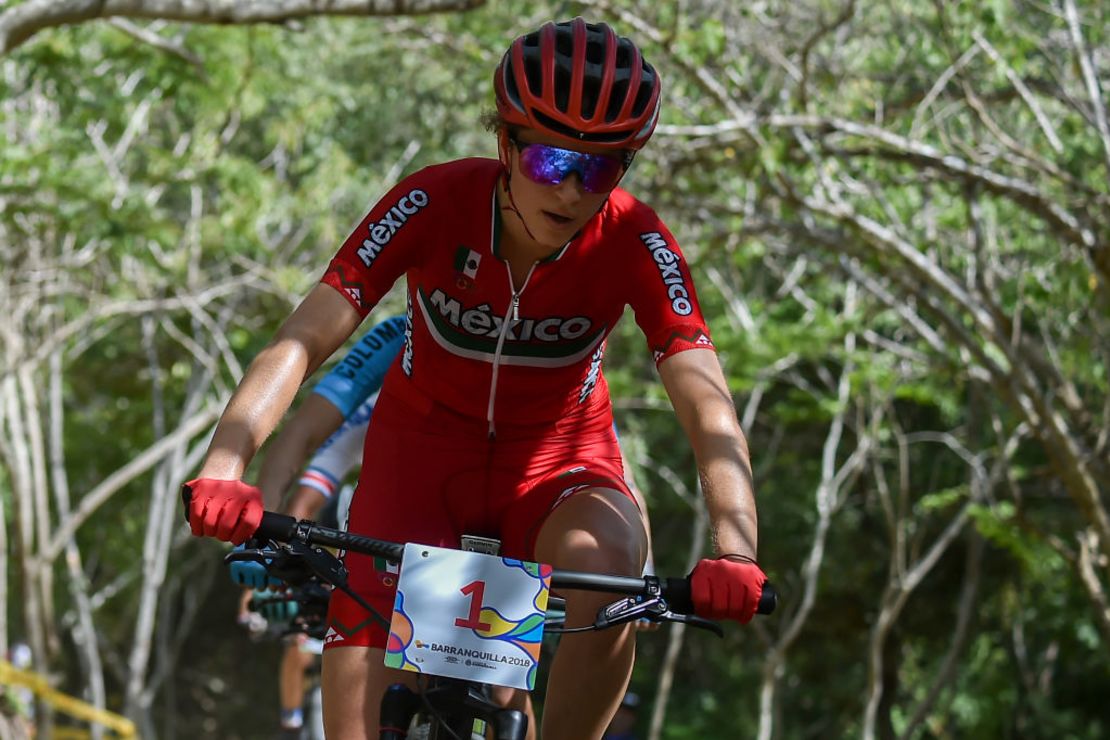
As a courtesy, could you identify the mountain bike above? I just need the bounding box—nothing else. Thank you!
[230,511,777,740]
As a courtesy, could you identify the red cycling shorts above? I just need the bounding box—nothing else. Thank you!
[323,388,635,651]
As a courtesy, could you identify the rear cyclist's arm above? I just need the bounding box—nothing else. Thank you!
[286,407,369,516]
[256,394,345,511]
[283,485,330,521]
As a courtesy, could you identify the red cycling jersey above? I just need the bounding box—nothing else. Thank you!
[319,158,717,649]
[322,158,714,434]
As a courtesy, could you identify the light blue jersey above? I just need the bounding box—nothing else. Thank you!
[312,315,407,417]
[299,315,406,498]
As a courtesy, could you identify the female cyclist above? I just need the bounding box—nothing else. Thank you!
[184,18,766,739]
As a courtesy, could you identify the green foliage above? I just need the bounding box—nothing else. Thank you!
[969,502,1067,578]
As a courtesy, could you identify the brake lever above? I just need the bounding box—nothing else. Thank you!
[284,539,350,589]
[223,540,348,589]
[664,612,724,638]
[593,596,667,629]
[223,533,291,564]
[592,595,725,638]
[223,547,276,565]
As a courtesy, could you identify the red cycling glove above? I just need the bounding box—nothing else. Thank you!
[689,556,767,623]
[182,478,263,545]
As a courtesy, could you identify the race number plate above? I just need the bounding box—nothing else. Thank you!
[385,544,552,690]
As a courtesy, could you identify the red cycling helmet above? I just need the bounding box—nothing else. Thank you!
[494,17,662,151]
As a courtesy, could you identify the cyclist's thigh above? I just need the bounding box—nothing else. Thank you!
[532,484,647,577]
[322,646,418,739]
[496,425,636,563]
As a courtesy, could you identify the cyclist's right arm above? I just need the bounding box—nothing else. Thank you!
[189,165,434,541]
[256,314,405,509]
[186,285,362,543]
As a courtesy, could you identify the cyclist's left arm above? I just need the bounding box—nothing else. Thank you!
[657,348,757,561]
[620,214,755,558]
[618,210,755,558]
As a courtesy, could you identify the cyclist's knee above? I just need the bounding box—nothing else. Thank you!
[534,486,647,577]
[490,685,531,713]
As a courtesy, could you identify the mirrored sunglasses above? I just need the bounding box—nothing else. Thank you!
[512,139,627,194]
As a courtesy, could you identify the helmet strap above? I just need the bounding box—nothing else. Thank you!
[501,169,543,245]
[497,129,512,170]
[497,136,543,245]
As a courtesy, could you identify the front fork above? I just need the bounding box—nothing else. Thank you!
[377,681,528,740]
[379,683,421,739]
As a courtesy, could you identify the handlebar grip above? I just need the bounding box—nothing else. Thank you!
[661,578,778,617]
[255,512,297,542]
[662,577,694,614]
[180,483,193,523]
[758,583,777,615]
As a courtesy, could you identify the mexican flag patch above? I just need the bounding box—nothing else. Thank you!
[454,246,481,279]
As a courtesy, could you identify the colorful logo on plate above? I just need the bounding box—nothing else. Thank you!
[385,558,552,688]
[384,591,419,672]
[465,559,551,688]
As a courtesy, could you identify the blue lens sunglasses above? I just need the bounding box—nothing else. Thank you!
[511,138,632,194]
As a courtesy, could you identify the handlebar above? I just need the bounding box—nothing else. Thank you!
[256,512,405,561]
[252,512,777,618]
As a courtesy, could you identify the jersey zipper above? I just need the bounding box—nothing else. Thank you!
[487,260,537,438]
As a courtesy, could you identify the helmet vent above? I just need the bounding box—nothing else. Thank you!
[504,64,523,109]
[605,79,630,122]
[524,56,543,97]
[581,76,601,119]
[555,31,573,57]
[615,43,632,69]
[632,73,655,117]
[586,40,605,64]
[554,63,571,111]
